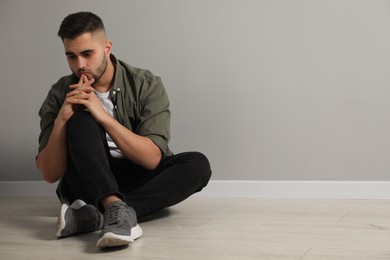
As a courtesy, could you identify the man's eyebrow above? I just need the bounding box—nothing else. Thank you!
[81,49,94,54]
[65,49,94,56]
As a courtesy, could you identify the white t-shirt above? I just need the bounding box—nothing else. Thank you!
[94,90,124,158]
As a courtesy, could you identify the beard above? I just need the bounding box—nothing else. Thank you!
[76,54,108,86]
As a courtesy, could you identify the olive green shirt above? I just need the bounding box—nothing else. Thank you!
[38,54,173,157]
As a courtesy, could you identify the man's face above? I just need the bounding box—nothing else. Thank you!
[63,32,110,84]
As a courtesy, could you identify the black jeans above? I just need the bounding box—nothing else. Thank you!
[56,111,212,218]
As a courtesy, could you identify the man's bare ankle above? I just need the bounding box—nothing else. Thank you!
[101,195,122,208]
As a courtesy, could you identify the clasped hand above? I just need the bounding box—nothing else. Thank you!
[58,74,109,124]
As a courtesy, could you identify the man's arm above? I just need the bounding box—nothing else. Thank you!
[36,117,68,183]
[67,80,162,170]
[102,116,162,170]
[36,75,95,183]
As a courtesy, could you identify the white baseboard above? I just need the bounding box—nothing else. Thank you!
[198,180,390,199]
[1,180,390,199]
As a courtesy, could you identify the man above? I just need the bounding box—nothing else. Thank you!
[36,11,211,249]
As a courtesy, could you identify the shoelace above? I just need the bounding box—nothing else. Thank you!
[106,204,127,226]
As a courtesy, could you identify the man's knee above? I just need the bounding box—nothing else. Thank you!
[186,152,212,185]
[67,111,100,132]
[67,111,94,128]
[66,111,105,141]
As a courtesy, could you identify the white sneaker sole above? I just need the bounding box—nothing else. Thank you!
[96,224,143,248]
[56,200,86,238]
[56,203,69,238]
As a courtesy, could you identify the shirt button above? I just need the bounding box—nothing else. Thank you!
[114,105,118,110]
[112,90,116,95]
[117,88,120,91]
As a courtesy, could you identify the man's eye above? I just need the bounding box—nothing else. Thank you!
[67,55,76,60]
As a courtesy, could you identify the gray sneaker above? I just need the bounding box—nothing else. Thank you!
[96,201,142,248]
[56,199,104,238]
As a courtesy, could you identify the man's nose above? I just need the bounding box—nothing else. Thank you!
[77,57,86,70]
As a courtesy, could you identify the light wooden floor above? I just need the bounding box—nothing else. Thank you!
[1,196,390,259]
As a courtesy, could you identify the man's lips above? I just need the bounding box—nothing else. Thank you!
[79,72,93,78]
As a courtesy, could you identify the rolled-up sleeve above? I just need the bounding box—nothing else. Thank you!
[37,77,71,154]
[136,76,172,157]
[38,90,60,153]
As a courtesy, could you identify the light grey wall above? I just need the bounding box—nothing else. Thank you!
[1,0,390,181]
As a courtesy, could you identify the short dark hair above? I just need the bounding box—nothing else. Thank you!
[58,11,105,40]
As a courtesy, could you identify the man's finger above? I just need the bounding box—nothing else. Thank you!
[88,77,95,86]
[83,74,95,86]
[82,86,95,93]
[78,74,84,84]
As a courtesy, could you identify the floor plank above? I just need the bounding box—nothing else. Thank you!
[0,196,390,259]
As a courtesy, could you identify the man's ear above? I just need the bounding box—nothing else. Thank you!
[105,40,112,56]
